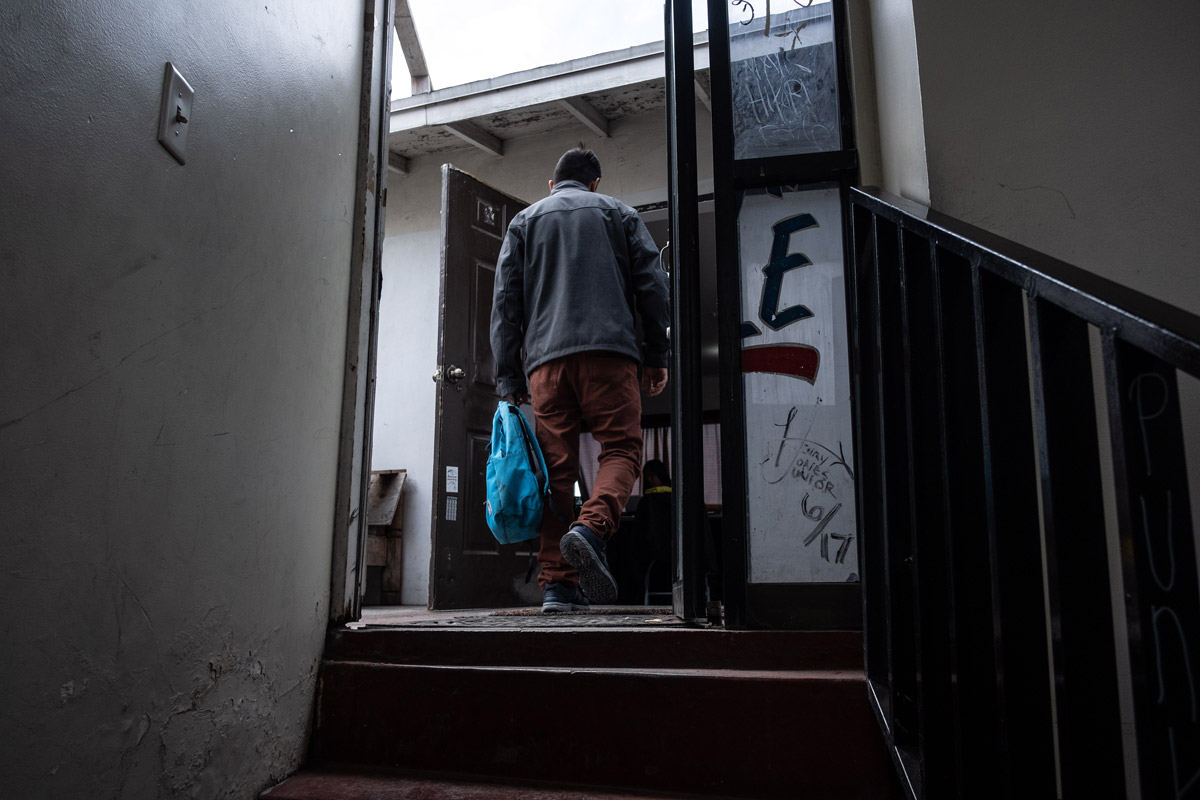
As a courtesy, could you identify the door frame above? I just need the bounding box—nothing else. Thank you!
[665,0,709,621]
[329,0,395,626]
[703,0,863,629]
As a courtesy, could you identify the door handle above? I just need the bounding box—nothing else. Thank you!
[432,364,466,383]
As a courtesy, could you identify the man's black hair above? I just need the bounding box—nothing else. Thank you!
[553,147,602,185]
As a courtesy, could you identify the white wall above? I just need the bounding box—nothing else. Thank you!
[865,0,929,204]
[374,109,713,604]
[905,0,1200,576]
[911,0,1200,313]
[0,1,365,796]
[845,0,883,189]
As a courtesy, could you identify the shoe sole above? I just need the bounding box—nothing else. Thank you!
[541,600,589,614]
[560,530,617,604]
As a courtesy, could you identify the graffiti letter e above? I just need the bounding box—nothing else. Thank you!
[759,213,818,331]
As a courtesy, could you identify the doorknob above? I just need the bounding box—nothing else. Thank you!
[432,364,466,383]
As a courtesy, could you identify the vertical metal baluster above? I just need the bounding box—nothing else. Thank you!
[928,242,966,799]
[877,216,917,757]
[1030,299,1124,795]
[1103,332,1200,799]
[902,231,955,799]
[869,212,897,737]
[852,204,889,704]
[937,249,998,797]
[974,268,1054,796]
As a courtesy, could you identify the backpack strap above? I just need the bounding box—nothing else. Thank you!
[508,403,572,585]
[509,404,571,525]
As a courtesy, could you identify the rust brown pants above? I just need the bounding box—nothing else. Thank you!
[529,353,643,588]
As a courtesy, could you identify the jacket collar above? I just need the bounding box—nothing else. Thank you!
[550,179,589,195]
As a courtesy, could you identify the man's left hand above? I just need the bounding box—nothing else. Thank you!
[642,367,668,397]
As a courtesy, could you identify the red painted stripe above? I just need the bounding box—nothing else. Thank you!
[741,343,820,383]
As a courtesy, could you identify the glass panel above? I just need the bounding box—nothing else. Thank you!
[727,0,842,160]
[737,185,858,583]
[472,261,496,387]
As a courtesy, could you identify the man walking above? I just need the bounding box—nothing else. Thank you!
[490,147,670,613]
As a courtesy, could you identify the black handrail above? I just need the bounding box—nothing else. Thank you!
[849,186,1200,799]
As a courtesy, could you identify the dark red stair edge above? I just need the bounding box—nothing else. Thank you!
[324,626,865,671]
[308,662,888,799]
[263,762,760,800]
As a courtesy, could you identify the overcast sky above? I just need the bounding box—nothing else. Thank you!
[392,0,710,98]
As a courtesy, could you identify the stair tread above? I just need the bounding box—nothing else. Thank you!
[325,627,864,671]
[263,769,713,800]
[324,661,866,681]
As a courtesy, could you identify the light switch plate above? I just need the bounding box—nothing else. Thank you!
[157,62,194,164]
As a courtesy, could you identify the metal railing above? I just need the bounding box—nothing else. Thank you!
[848,187,1200,799]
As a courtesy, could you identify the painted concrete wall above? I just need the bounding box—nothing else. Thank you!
[911,0,1200,314]
[906,0,1200,575]
[845,0,883,189]
[865,0,929,204]
[374,109,714,604]
[0,1,365,796]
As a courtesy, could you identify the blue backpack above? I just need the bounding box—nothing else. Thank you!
[485,401,550,544]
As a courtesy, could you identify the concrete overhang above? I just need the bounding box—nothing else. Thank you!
[388,33,711,162]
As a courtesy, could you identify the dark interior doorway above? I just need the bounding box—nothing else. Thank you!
[420,172,723,613]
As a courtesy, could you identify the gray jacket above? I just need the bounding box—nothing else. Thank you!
[490,180,670,397]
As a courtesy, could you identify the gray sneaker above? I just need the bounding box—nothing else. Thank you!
[560,525,617,604]
[542,582,589,613]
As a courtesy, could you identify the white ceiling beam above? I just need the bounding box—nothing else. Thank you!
[558,96,610,138]
[443,121,504,157]
[394,0,432,94]
[391,38,709,135]
[694,77,712,113]
[387,151,409,174]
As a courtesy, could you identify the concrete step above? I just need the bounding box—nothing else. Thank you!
[324,626,864,671]
[262,767,702,800]
[307,658,890,799]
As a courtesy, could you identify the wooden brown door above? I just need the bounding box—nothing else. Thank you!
[430,165,532,609]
